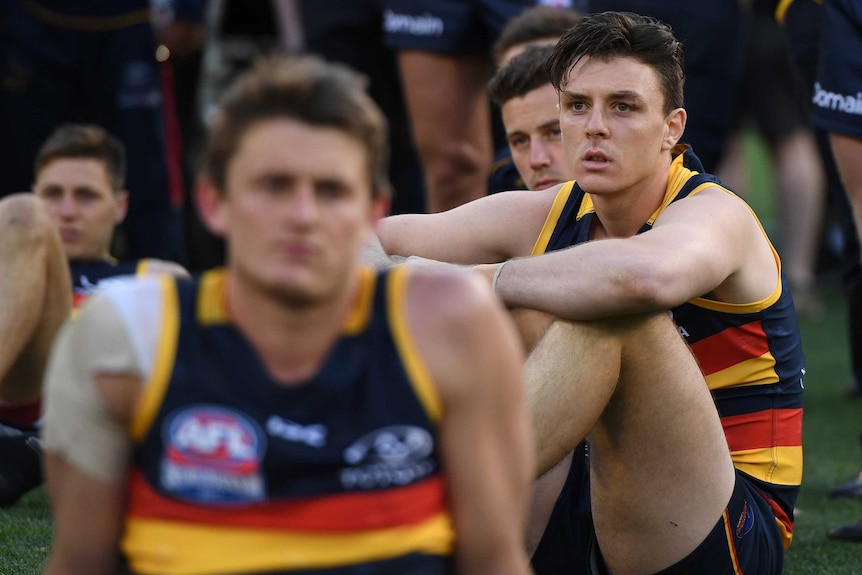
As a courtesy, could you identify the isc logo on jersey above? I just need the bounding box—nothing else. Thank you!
[161,405,267,503]
[339,425,436,490]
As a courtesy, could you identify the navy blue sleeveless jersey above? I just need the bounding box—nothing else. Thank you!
[69,259,147,310]
[121,267,455,574]
[532,147,805,554]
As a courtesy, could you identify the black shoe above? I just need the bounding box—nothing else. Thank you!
[828,473,862,499]
[827,520,862,542]
[0,423,43,508]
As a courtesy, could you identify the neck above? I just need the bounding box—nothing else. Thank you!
[590,155,672,238]
[226,270,360,386]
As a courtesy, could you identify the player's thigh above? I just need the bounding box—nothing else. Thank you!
[650,472,784,575]
[588,313,736,572]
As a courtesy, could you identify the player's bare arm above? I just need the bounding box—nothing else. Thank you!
[377,187,560,265]
[406,269,533,574]
[41,286,153,575]
[487,186,778,319]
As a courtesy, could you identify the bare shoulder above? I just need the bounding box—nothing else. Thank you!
[403,268,524,399]
[404,268,500,333]
[658,184,760,230]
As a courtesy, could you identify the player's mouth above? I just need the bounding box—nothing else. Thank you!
[59,228,80,242]
[581,150,612,169]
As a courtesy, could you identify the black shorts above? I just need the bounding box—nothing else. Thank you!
[810,0,862,138]
[382,0,538,54]
[530,442,592,574]
[590,470,785,575]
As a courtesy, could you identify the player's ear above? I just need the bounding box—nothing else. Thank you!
[113,190,129,225]
[195,176,227,237]
[662,108,687,151]
[371,193,390,223]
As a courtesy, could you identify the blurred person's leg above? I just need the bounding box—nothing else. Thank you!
[383,0,536,212]
[809,0,862,393]
[397,50,492,212]
[0,195,71,413]
[0,195,71,508]
[744,13,826,310]
[808,0,862,537]
[830,134,862,392]
[301,0,426,214]
[774,130,826,308]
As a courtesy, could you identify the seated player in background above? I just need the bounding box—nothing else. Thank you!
[0,124,186,507]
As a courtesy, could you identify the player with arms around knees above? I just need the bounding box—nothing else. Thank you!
[373,12,803,574]
[0,124,186,508]
[40,55,533,575]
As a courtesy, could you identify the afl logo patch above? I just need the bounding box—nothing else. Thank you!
[161,405,266,503]
[736,500,755,538]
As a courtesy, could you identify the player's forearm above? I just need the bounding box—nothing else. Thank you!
[494,240,675,319]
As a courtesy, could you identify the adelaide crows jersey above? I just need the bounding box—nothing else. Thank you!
[120,267,454,574]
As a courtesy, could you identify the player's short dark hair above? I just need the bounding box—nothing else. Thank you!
[489,44,556,107]
[203,54,391,198]
[35,124,126,192]
[548,11,684,114]
[492,5,583,65]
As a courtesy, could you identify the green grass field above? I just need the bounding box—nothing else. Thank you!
[1,132,861,573]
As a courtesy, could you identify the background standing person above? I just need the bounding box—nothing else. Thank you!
[805,0,862,543]
[717,1,826,313]
[383,0,570,212]
[40,54,534,575]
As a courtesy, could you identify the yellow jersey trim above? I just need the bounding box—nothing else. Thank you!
[135,259,150,277]
[197,269,229,325]
[532,181,576,255]
[343,267,376,335]
[683,185,783,314]
[730,446,803,486]
[123,510,454,574]
[705,352,779,391]
[387,267,443,423]
[129,275,180,441]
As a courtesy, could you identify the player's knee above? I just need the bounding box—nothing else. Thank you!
[0,194,54,245]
